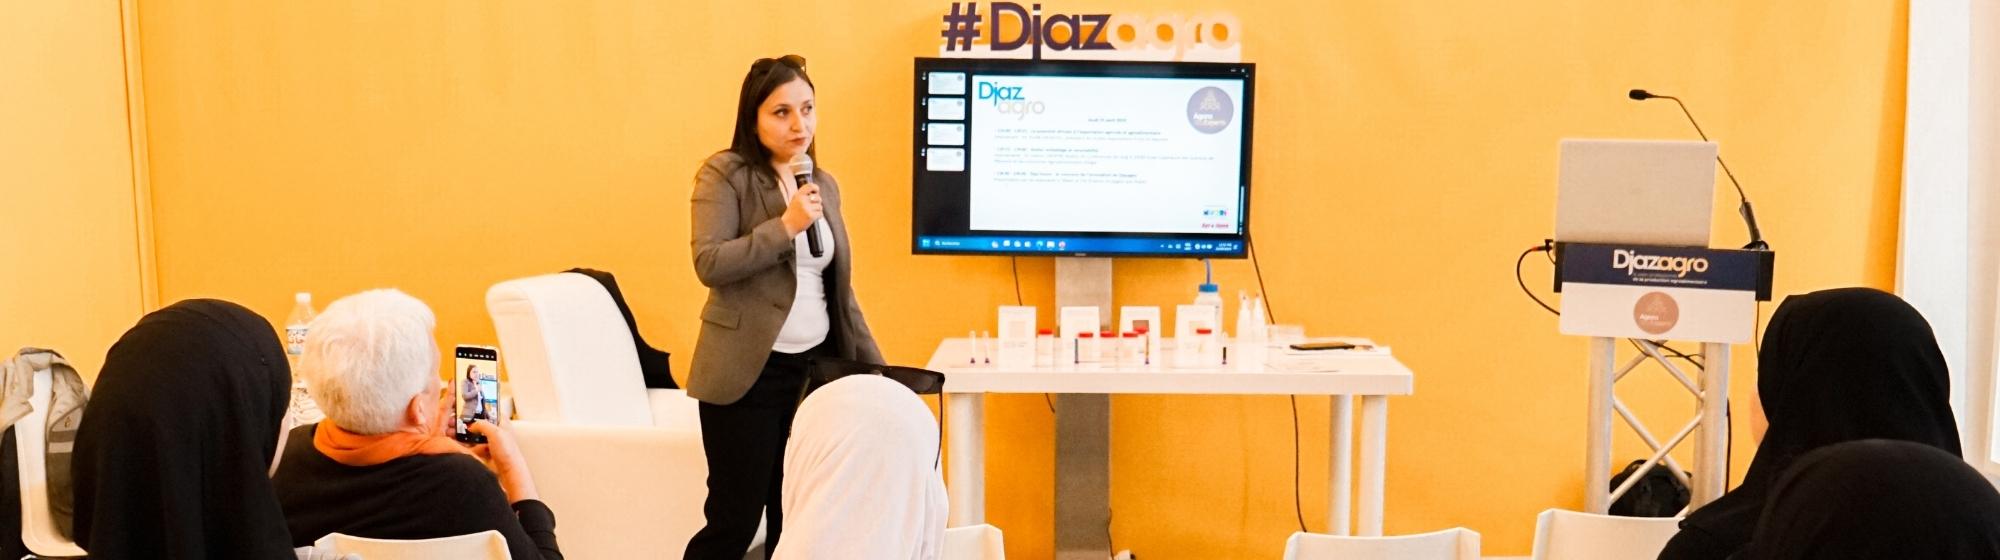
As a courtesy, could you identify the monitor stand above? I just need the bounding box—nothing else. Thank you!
[1054,257,1114,560]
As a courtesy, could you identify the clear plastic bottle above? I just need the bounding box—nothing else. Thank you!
[284,292,316,366]
[1235,291,1268,370]
[1036,329,1056,367]
[1121,332,1144,367]
[1078,332,1098,365]
[282,292,324,430]
[1195,328,1220,366]
[1098,330,1117,366]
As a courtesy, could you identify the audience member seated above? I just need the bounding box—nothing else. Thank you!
[1658,288,1961,560]
[272,289,562,560]
[771,375,946,560]
[1743,439,2000,559]
[72,300,307,559]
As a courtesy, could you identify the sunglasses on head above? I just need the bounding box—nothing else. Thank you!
[752,54,808,73]
[803,356,943,396]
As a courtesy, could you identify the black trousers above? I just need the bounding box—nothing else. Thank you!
[683,343,826,560]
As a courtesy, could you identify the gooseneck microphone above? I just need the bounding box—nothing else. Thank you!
[1629,89,1769,251]
[787,153,824,258]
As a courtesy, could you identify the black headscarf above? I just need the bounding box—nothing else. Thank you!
[72,299,296,559]
[1744,439,2000,559]
[1661,287,1961,559]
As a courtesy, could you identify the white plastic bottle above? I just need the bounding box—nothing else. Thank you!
[1194,282,1223,332]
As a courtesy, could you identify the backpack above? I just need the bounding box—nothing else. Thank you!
[1609,459,1691,517]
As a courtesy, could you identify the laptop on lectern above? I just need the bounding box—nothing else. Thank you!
[1554,139,1717,247]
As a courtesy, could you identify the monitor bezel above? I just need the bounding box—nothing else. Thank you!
[909,57,1257,259]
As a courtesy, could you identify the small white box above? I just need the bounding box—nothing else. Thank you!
[1119,306,1162,360]
[996,306,1036,368]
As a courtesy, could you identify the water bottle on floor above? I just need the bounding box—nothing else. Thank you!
[285,292,316,365]
[284,292,325,429]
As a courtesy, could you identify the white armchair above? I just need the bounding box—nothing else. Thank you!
[1282,528,1481,560]
[1530,508,1682,560]
[487,272,744,559]
[942,524,1006,560]
[313,530,509,560]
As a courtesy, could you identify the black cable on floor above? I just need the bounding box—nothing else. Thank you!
[1249,238,1307,533]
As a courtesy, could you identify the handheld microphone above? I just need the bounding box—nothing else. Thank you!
[787,153,824,258]
[1629,89,1769,250]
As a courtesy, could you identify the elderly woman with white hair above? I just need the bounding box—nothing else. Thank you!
[271,289,563,560]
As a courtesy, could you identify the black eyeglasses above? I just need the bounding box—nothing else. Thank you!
[802,356,942,396]
[752,54,808,73]
[796,355,948,468]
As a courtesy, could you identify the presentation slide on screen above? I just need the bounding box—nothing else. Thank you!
[967,75,1244,234]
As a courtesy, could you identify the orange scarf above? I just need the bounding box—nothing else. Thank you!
[313,421,469,467]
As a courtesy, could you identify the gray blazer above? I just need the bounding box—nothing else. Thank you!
[688,151,883,405]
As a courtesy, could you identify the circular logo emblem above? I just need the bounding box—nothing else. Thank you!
[1633,292,1680,335]
[1187,86,1234,134]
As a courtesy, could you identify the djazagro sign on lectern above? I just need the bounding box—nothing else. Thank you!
[1554,243,1774,343]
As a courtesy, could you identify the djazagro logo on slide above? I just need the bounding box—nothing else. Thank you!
[1633,291,1681,335]
[977,80,1044,119]
[1187,86,1233,133]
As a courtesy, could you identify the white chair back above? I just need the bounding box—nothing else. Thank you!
[313,530,509,560]
[648,386,703,431]
[942,524,1006,560]
[1282,528,1480,560]
[1531,508,1682,560]
[16,367,85,557]
[487,272,653,427]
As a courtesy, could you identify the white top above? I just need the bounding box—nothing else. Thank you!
[773,170,832,353]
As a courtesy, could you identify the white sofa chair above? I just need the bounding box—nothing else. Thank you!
[1282,527,1480,560]
[313,530,509,560]
[1530,508,1682,560]
[488,272,756,559]
[942,523,1006,560]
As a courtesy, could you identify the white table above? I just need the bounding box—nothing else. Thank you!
[927,338,1415,536]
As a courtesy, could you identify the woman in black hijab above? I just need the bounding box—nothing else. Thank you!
[72,299,298,559]
[1743,439,2000,559]
[1657,287,1962,559]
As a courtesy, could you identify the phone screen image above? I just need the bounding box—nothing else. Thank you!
[454,345,500,443]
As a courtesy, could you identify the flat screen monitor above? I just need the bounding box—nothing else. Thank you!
[911,57,1255,258]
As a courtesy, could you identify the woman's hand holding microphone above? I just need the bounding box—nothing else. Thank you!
[782,182,824,237]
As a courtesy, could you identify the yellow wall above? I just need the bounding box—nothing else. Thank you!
[132,1,1906,557]
[0,0,146,378]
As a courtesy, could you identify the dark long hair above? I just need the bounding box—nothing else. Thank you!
[729,55,816,167]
